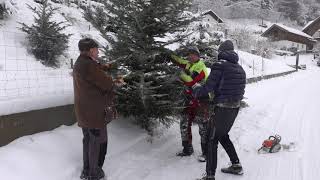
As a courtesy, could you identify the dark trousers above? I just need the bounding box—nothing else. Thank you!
[206,107,240,176]
[180,105,208,152]
[82,127,108,179]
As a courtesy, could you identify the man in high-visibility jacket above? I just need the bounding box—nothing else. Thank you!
[171,46,210,161]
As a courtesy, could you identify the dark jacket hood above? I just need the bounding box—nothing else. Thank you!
[218,50,239,64]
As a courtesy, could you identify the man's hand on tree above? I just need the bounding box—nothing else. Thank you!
[113,75,126,87]
[102,63,113,70]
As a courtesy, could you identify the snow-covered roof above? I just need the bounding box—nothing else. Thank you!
[303,20,314,30]
[180,11,196,19]
[302,16,320,36]
[264,23,313,39]
[202,9,224,23]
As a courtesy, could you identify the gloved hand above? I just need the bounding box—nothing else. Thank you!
[102,63,112,69]
[191,84,202,98]
[113,75,126,87]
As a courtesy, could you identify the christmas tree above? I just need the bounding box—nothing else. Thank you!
[104,0,194,134]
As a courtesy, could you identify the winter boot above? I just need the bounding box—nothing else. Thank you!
[221,163,243,175]
[97,168,105,179]
[83,168,105,180]
[198,154,206,162]
[176,142,194,156]
[198,143,207,162]
[197,174,215,180]
[80,170,88,179]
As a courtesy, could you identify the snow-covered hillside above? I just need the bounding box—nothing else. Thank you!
[0,0,107,115]
[194,0,320,26]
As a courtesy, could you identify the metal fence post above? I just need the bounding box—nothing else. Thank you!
[70,58,73,69]
[253,59,255,76]
[295,52,299,71]
[261,56,264,77]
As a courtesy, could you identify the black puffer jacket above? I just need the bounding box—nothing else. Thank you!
[193,50,246,104]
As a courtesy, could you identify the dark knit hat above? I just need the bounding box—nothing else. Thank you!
[218,40,234,52]
[78,38,99,52]
[187,46,200,56]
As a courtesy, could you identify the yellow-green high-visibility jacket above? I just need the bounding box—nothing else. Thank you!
[171,55,209,87]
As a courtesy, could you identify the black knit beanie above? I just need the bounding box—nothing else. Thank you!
[218,40,234,52]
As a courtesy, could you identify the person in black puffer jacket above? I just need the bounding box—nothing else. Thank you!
[193,40,246,180]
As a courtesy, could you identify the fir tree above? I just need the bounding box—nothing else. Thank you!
[82,4,108,32]
[83,6,94,23]
[20,0,71,67]
[93,5,107,32]
[104,0,194,134]
[261,0,274,10]
[0,0,17,19]
[277,0,303,22]
[183,18,223,66]
[305,4,320,22]
[0,4,4,19]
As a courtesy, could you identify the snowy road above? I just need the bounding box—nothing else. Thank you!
[0,56,319,180]
[226,56,320,180]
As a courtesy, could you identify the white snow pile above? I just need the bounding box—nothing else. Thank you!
[237,50,295,78]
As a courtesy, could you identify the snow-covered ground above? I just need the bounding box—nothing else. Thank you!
[272,53,315,67]
[237,50,294,78]
[0,55,319,180]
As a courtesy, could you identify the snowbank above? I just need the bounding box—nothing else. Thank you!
[237,50,294,78]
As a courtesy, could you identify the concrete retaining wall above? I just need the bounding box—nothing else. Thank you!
[246,70,297,84]
[0,105,76,146]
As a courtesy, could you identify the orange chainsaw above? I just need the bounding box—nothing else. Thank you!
[258,135,282,154]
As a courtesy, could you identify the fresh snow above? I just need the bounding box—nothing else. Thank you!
[237,50,294,78]
[0,55,319,180]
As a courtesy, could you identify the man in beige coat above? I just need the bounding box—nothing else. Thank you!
[73,38,123,180]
